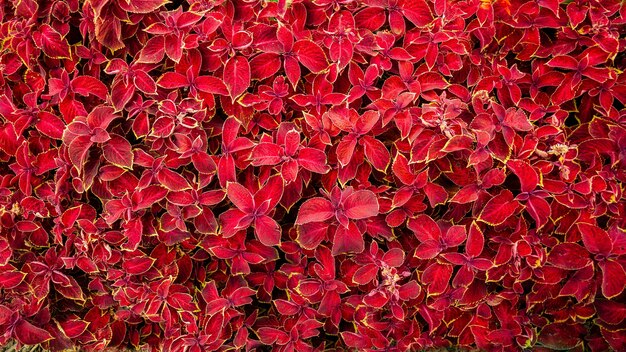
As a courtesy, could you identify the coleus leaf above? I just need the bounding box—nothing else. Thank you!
[599,260,626,299]
[293,40,329,73]
[332,221,365,255]
[72,76,108,99]
[15,319,54,345]
[477,190,520,226]
[118,0,169,13]
[224,55,251,101]
[578,223,612,256]
[133,185,168,210]
[33,24,71,59]
[343,190,379,219]
[35,112,65,139]
[507,159,538,193]
[0,271,25,289]
[296,198,334,225]
[548,243,591,270]
[59,319,89,339]
[102,134,133,169]
[122,256,155,275]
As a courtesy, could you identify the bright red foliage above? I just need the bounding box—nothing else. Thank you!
[0,0,626,351]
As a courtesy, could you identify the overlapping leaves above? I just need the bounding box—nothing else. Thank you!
[0,0,625,351]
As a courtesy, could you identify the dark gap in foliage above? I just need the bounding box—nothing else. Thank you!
[564,113,580,129]
[597,215,610,229]
[540,28,558,41]
[503,173,521,196]
[86,192,104,215]
[164,0,186,11]
[66,25,83,45]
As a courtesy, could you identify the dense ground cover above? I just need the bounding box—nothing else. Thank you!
[0,0,625,350]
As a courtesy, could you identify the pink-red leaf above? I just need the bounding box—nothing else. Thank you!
[293,40,329,73]
[33,24,71,59]
[343,190,379,219]
[296,198,334,225]
[102,134,133,168]
[224,56,251,100]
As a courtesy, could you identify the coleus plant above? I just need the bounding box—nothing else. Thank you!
[0,0,625,351]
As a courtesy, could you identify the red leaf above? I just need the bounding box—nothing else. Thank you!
[226,182,255,214]
[15,319,53,345]
[424,183,448,207]
[293,40,329,73]
[157,169,190,191]
[414,240,441,259]
[546,55,578,70]
[254,215,281,246]
[118,0,168,13]
[297,222,329,250]
[419,72,449,92]
[296,198,334,225]
[122,257,155,274]
[401,0,434,27]
[353,263,378,285]
[422,262,452,296]
[72,76,108,99]
[466,222,484,257]
[33,24,71,59]
[362,136,390,171]
[137,36,165,63]
[164,36,183,63]
[382,248,405,266]
[526,195,551,229]
[111,81,135,111]
[251,143,283,166]
[538,323,584,350]
[35,112,65,139]
[335,135,358,167]
[102,134,133,168]
[399,280,421,300]
[408,214,441,242]
[548,243,591,270]
[341,332,370,348]
[578,223,612,256]
[133,185,168,210]
[254,175,284,210]
[59,319,88,339]
[600,260,626,298]
[95,16,124,51]
[297,147,329,174]
[224,55,251,100]
[0,271,25,289]
[332,221,365,255]
[54,276,85,301]
[257,327,290,345]
[250,53,282,80]
[195,76,228,95]
[442,135,473,152]
[596,300,626,325]
[68,135,94,169]
[450,185,479,204]
[343,190,379,219]
[157,72,188,89]
[478,190,519,226]
[134,70,157,95]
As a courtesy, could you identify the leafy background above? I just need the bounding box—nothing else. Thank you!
[0,0,625,351]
